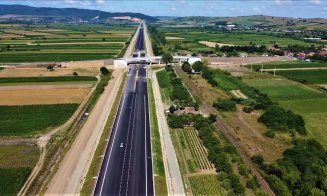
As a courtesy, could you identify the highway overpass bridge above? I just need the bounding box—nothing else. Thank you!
[114,55,201,67]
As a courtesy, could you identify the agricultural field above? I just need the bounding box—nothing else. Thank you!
[0,104,79,137]
[0,24,136,63]
[170,128,219,195]
[189,175,225,196]
[248,61,327,70]
[0,145,40,195]
[275,69,327,84]
[243,73,327,148]
[159,28,322,52]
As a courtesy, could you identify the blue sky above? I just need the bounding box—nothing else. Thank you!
[1,0,327,18]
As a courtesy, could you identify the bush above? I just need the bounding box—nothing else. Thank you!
[258,106,306,135]
[100,66,110,76]
[243,106,254,113]
[266,175,292,196]
[246,176,260,190]
[73,72,78,76]
[251,155,264,165]
[238,164,248,176]
[264,130,275,138]
[213,99,236,111]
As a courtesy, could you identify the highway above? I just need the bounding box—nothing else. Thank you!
[94,23,154,196]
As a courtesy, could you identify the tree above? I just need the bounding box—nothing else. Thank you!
[73,72,78,76]
[192,61,204,72]
[100,66,110,76]
[161,52,173,66]
[47,65,54,72]
[181,62,192,73]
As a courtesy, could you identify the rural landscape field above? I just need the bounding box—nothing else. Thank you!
[1,1,327,196]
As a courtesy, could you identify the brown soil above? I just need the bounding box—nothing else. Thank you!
[0,85,91,105]
[0,67,99,77]
[166,36,185,40]
[199,41,234,47]
[207,56,289,66]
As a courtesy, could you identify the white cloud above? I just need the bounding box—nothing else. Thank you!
[310,0,321,5]
[96,0,106,5]
[64,0,77,4]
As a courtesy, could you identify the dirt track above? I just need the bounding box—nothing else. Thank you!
[199,40,234,47]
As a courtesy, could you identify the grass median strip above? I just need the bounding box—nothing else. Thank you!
[81,72,127,196]
[148,79,167,196]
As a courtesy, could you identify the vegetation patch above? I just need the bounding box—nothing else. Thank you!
[0,76,96,84]
[0,167,32,196]
[0,104,79,137]
[254,139,327,195]
[148,79,167,195]
[189,175,225,196]
[258,106,306,135]
[275,69,327,84]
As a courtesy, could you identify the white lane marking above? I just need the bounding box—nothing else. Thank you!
[125,93,137,196]
[119,93,136,196]
[98,93,126,196]
[144,95,148,196]
[146,77,156,195]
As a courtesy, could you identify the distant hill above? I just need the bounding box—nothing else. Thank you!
[0,4,159,22]
[168,15,327,30]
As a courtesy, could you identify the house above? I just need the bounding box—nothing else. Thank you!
[173,107,199,116]
[319,51,327,57]
[297,52,307,60]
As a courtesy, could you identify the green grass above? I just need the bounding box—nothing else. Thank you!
[189,175,225,196]
[248,62,327,70]
[0,104,79,137]
[0,76,96,83]
[275,69,327,84]
[243,76,325,101]
[212,71,238,91]
[148,79,167,196]
[0,167,32,196]
[156,69,173,103]
[279,98,327,148]
[156,69,172,88]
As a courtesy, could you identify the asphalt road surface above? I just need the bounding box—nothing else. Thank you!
[94,23,154,196]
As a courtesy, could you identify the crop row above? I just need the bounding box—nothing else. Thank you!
[184,129,214,171]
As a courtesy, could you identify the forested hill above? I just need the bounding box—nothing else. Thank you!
[0,4,158,22]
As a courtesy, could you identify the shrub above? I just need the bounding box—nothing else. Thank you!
[213,99,236,111]
[100,66,110,75]
[258,106,306,135]
[73,72,78,76]
[264,130,275,138]
[251,155,264,165]
[246,176,260,190]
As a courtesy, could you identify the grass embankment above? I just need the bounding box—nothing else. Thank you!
[0,145,40,195]
[0,76,97,84]
[148,79,167,196]
[189,175,225,196]
[81,73,127,196]
[0,104,78,137]
[156,69,172,103]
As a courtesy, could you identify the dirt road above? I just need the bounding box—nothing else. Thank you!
[45,69,125,195]
[261,67,327,71]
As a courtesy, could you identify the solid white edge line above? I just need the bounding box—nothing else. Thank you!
[98,82,128,196]
[144,94,148,196]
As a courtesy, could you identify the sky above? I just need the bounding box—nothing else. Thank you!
[1,0,327,18]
